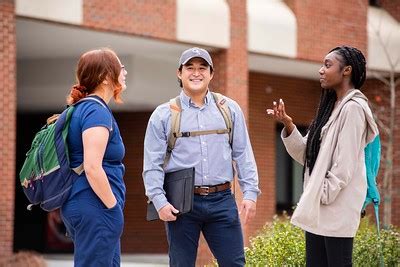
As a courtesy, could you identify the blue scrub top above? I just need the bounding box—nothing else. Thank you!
[67,96,126,206]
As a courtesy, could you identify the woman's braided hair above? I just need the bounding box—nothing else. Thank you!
[330,45,367,89]
[305,45,367,175]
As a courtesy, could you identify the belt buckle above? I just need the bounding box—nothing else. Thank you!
[199,186,210,196]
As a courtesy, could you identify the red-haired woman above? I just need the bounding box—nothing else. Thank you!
[61,48,127,267]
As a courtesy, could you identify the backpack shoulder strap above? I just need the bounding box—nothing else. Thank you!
[167,96,182,153]
[165,93,233,164]
[68,96,110,175]
[75,96,113,132]
[75,96,108,109]
[211,92,233,145]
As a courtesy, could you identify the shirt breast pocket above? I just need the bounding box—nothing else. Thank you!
[211,133,231,161]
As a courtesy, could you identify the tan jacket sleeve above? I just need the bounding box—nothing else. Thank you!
[321,102,366,205]
[281,126,308,165]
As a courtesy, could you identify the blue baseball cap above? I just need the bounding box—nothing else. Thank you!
[178,47,213,68]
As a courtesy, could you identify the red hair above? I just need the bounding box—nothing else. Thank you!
[67,48,123,105]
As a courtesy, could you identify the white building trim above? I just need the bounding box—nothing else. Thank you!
[247,0,297,58]
[367,7,400,73]
[176,0,230,48]
[16,0,83,25]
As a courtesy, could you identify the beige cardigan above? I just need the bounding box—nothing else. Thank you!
[282,90,378,237]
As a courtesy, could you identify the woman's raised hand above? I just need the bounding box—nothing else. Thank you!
[266,99,292,123]
[266,98,295,134]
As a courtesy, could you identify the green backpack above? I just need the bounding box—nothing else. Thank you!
[19,97,106,211]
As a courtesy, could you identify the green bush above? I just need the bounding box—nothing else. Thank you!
[245,214,305,266]
[353,218,400,266]
[244,214,400,267]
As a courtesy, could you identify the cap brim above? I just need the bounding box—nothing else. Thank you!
[181,56,212,67]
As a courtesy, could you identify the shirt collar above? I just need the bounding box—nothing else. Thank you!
[180,90,212,108]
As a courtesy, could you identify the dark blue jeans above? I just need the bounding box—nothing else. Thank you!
[61,189,124,267]
[166,189,245,267]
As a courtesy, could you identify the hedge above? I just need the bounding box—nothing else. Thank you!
[243,214,400,267]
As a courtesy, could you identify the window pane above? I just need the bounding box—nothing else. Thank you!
[275,125,307,214]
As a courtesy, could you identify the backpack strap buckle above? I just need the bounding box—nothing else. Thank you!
[181,132,190,137]
[173,132,191,138]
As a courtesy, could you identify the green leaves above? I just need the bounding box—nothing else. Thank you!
[353,218,400,266]
[244,215,400,267]
[245,214,305,266]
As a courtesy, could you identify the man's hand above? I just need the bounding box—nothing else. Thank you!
[239,199,256,225]
[158,203,179,222]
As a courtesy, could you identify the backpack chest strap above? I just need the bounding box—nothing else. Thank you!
[165,92,233,160]
[174,128,230,138]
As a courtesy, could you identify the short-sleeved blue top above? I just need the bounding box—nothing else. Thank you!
[67,96,126,206]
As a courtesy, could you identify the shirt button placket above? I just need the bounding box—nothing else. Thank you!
[199,111,208,183]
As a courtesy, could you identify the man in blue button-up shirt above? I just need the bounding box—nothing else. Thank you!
[143,47,260,267]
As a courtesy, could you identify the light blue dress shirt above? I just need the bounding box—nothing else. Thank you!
[143,90,260,211]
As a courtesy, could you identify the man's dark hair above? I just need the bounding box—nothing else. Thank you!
[305,45,366,175]
[177,64,214,88]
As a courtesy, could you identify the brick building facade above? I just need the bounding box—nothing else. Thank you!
[1,0,399,265]
[0,0,16,258]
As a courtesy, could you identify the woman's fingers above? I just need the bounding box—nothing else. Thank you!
[266,109,274,115]
[266,99,287,122]
[277,99,283,112]
[279,98,286,115]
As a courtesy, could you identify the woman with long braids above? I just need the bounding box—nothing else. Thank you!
[267,45,379,266]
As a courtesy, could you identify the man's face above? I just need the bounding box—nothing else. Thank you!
[177,57,213,94]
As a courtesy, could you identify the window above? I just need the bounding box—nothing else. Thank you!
[275,125,307,214]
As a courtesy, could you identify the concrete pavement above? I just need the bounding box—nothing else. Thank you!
[45,254,169,267]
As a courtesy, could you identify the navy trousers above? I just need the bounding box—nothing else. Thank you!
[166,189,245,267]
[61,189,124,267]
[306,231,354,267]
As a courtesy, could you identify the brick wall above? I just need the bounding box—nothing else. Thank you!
[83,0,176,41]
[289,0,368,62]
[0,0,16,258]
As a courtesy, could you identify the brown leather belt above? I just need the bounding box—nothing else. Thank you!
[194,182,231,196]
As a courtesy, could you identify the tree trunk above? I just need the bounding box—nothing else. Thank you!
[383,72,396,228]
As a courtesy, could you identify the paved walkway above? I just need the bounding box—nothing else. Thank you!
[45,254,169,267]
